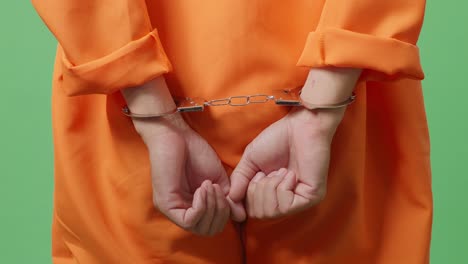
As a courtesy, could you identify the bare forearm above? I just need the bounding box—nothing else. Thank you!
[301,67,362,105]
[121,76,176,115]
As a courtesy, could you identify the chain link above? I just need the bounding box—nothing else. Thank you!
[204,94,275,107]
[122,88,356,118]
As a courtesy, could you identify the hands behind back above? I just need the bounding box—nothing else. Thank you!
[124,67,360,233]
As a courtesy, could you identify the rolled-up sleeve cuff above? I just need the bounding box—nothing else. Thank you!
[296,28,424,81]
[60,29,172,96]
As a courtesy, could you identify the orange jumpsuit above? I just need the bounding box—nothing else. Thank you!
[32,0,432,263]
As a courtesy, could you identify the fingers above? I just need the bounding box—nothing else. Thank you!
[246,172,266,217]
[162,180,231,236]
[185,181,231,236]
[208,184,230,235]
[194,181,216,235]
[263,168,287,218]
[228,151,258,222]
[277,170,297,214]
[247,169,287,219]
[217,168,231,196]
[183,187,206,226]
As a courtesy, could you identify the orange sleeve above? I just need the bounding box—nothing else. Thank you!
[32,0,172,96]
[297,0,426,80]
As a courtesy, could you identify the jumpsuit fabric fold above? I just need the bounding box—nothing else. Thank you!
[32,0,432,263]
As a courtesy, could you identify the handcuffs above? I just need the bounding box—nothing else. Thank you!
[122,87,356,118]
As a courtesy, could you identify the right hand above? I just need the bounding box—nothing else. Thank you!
[123,78,231,236]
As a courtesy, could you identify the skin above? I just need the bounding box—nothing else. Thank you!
[122,67,362,234]
[122,78,231,236]
[229,67,362,221]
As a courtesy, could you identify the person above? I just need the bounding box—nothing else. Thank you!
[32,0,432,263]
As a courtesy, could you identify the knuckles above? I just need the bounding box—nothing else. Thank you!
[179,221,196,230]
[306,185,327,205]
[297,182,327,208]
[264,178,279,189]
[263,210,280,219]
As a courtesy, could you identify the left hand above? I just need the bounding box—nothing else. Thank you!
[228,107,346,221]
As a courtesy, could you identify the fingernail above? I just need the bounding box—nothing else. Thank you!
[252,172,265,182]
[203,180,212,187]
[277,168,288,176]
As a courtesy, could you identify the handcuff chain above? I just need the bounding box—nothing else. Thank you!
[204,94,275,107]
[122,88,356,118]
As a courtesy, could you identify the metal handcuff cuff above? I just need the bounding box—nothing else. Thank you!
[122,87,356,118]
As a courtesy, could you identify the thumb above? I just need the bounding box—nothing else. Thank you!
[227,196,246,222]
[228,152,258,203]
[217,165,232,196]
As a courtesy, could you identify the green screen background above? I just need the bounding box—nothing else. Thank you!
[0,1,466,263]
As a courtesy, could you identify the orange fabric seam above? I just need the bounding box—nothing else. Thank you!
[60,28,172,96]
[297,28,425,80]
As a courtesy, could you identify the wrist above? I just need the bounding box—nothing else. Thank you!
[289,107,345,140]
[121,76,190,138]
[133,113,190,140]
[293,67,360,140]
[121,76,176,115]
